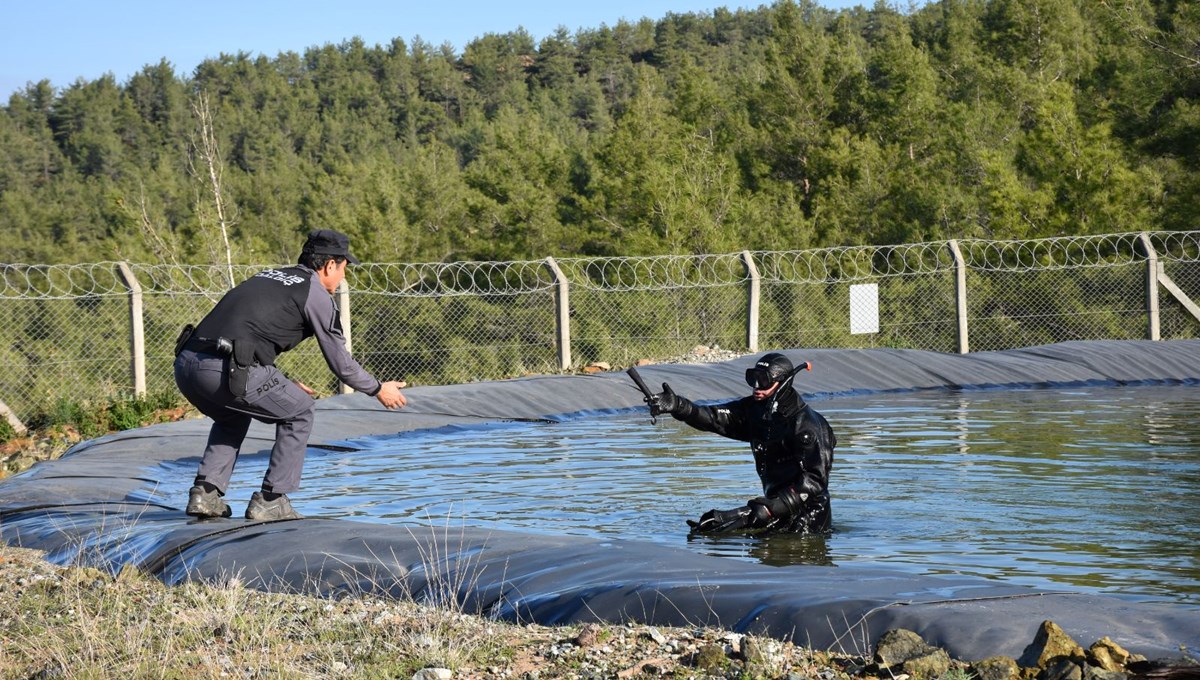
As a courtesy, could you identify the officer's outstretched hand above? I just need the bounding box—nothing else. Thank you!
[376,380,407,409]
[647,382,680,417]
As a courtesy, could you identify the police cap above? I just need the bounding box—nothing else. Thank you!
[302,229,360,264]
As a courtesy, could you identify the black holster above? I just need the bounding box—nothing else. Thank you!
[228,341,256,397]
[174,324,196,357]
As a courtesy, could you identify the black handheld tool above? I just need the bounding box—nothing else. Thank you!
[626,366,659,424]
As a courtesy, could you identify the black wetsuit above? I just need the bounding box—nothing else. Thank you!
[671,383,835,533]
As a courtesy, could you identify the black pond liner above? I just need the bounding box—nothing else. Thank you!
[2,340,1199,662]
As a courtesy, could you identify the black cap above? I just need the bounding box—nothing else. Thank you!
[745,352,794,389]
[302,229,360,264]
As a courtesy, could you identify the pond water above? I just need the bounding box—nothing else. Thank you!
[151,384,1200,608]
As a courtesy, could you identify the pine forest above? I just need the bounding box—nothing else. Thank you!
[1,0,1197,266]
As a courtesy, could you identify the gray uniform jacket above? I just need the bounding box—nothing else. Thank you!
[191,264,381,396]
[297,271,380,394]
[176,264,383,494]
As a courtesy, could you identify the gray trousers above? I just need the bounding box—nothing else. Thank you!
[174,349,315,495]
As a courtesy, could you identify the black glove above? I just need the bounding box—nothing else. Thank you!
[746,497,778,528]
[687,501,776,533]
[646,382,681,417]
[687,507,748,532]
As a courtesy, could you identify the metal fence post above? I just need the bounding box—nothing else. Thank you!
[115,262,147,396]
[741,251,760,353]
[544,257,572,370]
[0,399,27,435]
[1138,232,1161,341]
[338,279,354,394]
[949,240,969,354]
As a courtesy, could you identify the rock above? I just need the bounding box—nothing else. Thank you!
[29,664,66,679]
[693,643,728,672]
[691,345,711,355]
[907,649,952,678]
[875,629,931,667]
[635,358,653,366]
[742,636,766,664]
[574,622,602,648]
[412,669,452,680]
[1019,621,1086,669]
[973,656,1022,680]
[1041,657,1083,680]
[1083,667,1129,680]
[1088,638,1132,672]
[641,626,667,645]
[873,628,951,677]
[617,658,669,678]
[723,632,744,656]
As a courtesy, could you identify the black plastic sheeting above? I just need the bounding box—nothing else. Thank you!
[2,340,1199,662]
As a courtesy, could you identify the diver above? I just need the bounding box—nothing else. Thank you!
[645,352,835,534]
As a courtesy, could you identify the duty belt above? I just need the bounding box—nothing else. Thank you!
[184,336,231,356]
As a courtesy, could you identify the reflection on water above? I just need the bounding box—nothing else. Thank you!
[687,531,834,567]
[149,384,1200,608]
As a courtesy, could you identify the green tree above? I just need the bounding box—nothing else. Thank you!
[981,0,1095,83]
[1,0,1197,267]
[1017,82,1161,234]
[588,67,682,253]
[460,106,574,259]
[461,29,537,114]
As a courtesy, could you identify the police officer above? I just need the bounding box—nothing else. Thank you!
[647,352,835,534]
[174,229,407,520]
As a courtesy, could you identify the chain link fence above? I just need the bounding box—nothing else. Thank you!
[2,231,1198,425]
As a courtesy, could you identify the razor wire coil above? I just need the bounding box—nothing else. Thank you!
[3,232,1197,297]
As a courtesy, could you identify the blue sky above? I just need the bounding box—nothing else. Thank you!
[1,0,867,100]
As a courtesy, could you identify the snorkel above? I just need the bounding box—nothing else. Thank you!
[760,360,811,408]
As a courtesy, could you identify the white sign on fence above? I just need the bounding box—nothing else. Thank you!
[849,283,879,335]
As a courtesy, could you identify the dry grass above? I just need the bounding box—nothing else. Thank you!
[0,544,868,679]
[1,544,523,678]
